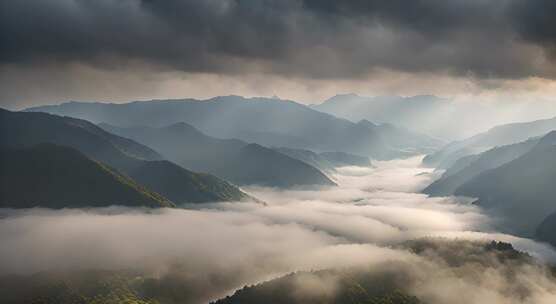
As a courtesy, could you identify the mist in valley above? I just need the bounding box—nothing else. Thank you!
[2,1,556,303]
[2,157,556,303]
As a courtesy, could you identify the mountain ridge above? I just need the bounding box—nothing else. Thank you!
[454,131,556,236]
[100,122,336,188]
[27,96,443,160]
[423,116,556,169]
[0,108,251,205]
[0,144,174,208]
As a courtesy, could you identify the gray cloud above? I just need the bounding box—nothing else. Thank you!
[509,0,556,59]
[1,0,555,80]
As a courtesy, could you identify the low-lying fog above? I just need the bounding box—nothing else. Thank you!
[2,156,556,303]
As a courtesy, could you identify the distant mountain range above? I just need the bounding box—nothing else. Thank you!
[313,94,556,140]
[313,94,492,139]
[271,147,338,173]
[319,151,372,167]
[101,122,336,188]
[314,94,457,138]
[273,147,372,173]
[454,131,556,237]
[423,116,556,169]
[0,108,251,207]
[26,96,443,160]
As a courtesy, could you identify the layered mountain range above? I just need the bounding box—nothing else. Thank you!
[27,96,443,160]
[423,129,556,244]
[0,109,251,207]
[100,122,336,188]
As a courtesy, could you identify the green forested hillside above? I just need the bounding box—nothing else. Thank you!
[0,240,543,304]
[212,240,538,304]
[0,108,251,205]
[213,271,421,304]
[0,144,173,208]
[128,160,250,204]
[0,270,159,304]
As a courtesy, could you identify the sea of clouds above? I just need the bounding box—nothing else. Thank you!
[1,156,555,303]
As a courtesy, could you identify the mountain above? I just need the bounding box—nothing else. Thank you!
[0,108,250,204]
[271,147,338,173]
[314,94,483,140]
[536,211,556,248]
[213,240,533,304]
[233,143,335,187]
[314,94,556,140]
[0,268,418,304]
[214,270,421,304]
[423,116,556,169]
[26,96,443,160]
[423,138,539,196]
[100,123,336,188]
[319,151,372,167]
[455,131,556,236]
[0,144,173,208]
[358,120,441,155]
[270,147,372,173]
[127,161,249,203]
[0,240,541,304]
[440,154,480,178]
[0,108,163,171]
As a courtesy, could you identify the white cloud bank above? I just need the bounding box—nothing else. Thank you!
[1,156,555,303]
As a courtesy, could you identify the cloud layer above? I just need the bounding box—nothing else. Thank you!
[1,157,555,303]
[1,0,555,79]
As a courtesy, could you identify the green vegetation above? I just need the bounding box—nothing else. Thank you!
[0,108,252,205]
[214,239,539,304]
[0,144,174,208]
[213,270,421,304]
[0,270,160,304]
[129,161,250,204]
[0,239,544,304]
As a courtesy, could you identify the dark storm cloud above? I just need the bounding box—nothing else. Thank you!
[302,0,507,32]
[509,0,556,58]
[0,0,555,79]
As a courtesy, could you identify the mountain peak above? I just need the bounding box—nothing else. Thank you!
[164,121,199,132]
[357,119,377,128]
[537,130,556,147]
[321,93,360,104]
[0,144,174,208]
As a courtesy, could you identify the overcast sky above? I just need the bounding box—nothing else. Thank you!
[1,0,556,109]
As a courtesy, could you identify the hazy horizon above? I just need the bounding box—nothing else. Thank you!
[2,1,556,109]
[1,1,556,304]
